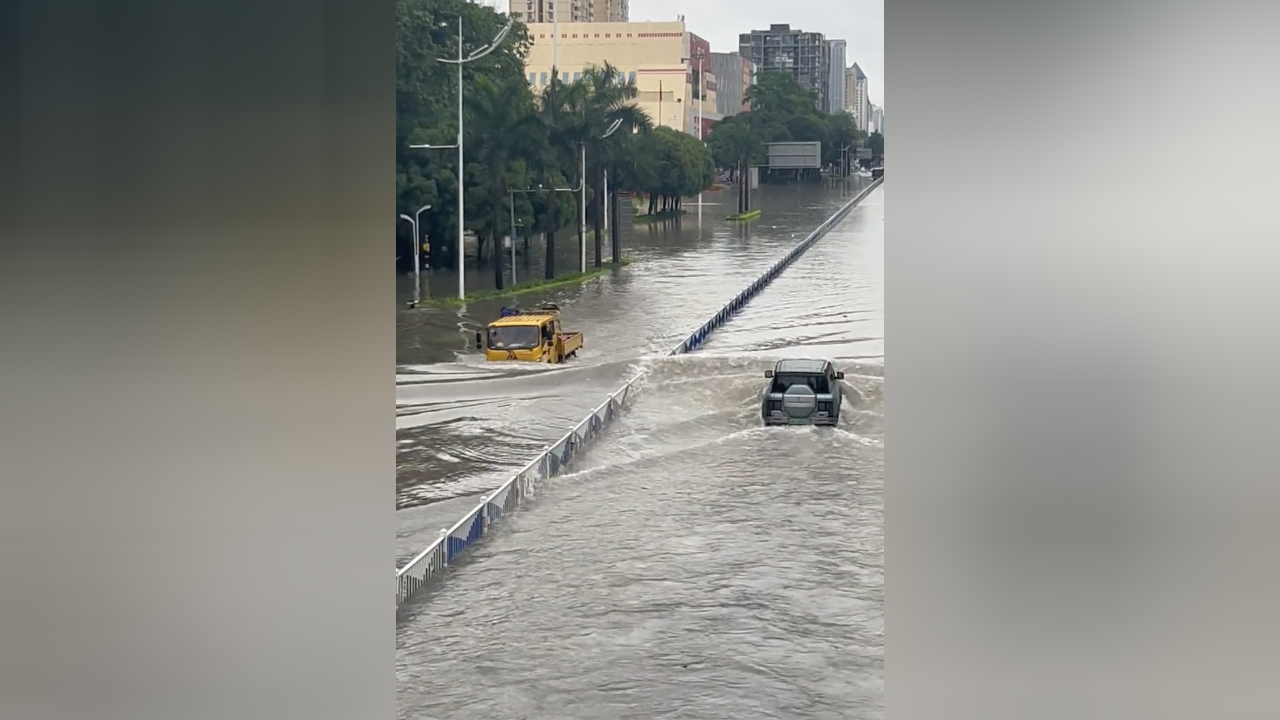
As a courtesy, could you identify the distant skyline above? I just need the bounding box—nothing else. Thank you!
[481,0,884,110]
[633,0,882,109]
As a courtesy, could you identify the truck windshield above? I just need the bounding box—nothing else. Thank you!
[488,325,541,350]
[770,373,829,394]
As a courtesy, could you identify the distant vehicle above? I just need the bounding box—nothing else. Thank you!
[475,303,583,364]
[870,166,884,179]
[760,359,845,426]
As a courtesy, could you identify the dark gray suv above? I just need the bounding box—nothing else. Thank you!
[760,359,845,426]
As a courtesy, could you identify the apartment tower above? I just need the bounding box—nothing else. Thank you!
[844,63,870,130]
[738,24,830,112]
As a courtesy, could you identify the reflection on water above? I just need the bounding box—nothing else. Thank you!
[397,186,885,720]
[395,181,871,515]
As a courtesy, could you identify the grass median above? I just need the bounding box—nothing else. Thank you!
[423,256,635,307]
[633,209,685,224]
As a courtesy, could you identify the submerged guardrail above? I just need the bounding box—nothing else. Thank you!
[396,177,883,609]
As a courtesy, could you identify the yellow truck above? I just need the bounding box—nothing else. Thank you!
[475,304,583,363]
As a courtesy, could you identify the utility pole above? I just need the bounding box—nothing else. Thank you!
[410,17,512,301]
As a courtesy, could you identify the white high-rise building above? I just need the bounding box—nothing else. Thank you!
[843,63,871,131]
[871,104,884,135]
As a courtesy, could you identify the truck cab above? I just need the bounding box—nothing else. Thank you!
[475,304,583,363]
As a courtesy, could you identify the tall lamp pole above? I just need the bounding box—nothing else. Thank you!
[409,17,512,301]
[578,118,624,273]
[695,47,705,142]
[508,190,517,284]
[400,203,431,305]
[399,213,416,297]
[683,49,707,218]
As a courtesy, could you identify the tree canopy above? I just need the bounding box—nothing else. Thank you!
[705,71,873,173]
[396,0,715,284]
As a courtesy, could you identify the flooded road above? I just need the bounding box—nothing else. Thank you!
[397,186,884,719]
[396,180,871,557]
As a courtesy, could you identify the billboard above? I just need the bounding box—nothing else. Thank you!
[766,141,822,170]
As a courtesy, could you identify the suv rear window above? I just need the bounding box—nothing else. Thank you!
[770,373,830,394]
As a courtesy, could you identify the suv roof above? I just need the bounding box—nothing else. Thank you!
[775,359,827,374]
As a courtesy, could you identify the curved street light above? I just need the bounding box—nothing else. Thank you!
[682,49,709,219]
[408,16,514,301]
[400,203,431,306]
[577,117,627,272]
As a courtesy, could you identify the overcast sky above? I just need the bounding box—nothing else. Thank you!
[483,0,884,109]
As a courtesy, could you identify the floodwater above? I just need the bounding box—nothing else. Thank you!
[395,180,871,555]
[396,185,884,719]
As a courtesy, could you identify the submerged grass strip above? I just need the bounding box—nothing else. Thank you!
[633,210,686,224]
[424,257,635,307]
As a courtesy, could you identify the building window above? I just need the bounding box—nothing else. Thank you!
[540,72,548,85]
[528,72,536,84]
[594,33,600,37]
[573,72,581,82]
[562,72,569,83]
[628,71,636,84]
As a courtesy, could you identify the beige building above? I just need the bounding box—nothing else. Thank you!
[844,63,870,131]
[510,0,627,24]
[520,21,719,136]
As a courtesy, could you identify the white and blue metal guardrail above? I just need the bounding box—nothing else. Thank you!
[396,177,883,609]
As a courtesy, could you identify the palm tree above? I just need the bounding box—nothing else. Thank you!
[467,73,541,290]
[532,70,583,280]
[575,63,652,266]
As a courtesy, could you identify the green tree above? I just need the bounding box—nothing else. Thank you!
[396,0,534,270]
[532,72,582,280]
[707,72,869,187]
[822,111,866,175]
[706,115,763,214]
[576,63,652,266]
[398,0,686,288]
[464,73,542,290]
[626,127,713,215]
[865,131,884,162]
[745,71,821,116]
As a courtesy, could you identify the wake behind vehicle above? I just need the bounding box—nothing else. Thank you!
[761,359,845,426]
[475,303,583,364]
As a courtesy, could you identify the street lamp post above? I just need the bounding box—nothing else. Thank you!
[579,143,586,273]
[409,16,513,302]
[513,181,581,278]
[400,203,431,305]
[683,49,707,220]
[413,203,431,270]
[399,213,416,271]
[507,189,520,285]
[695,48,705,142]
[578,117,623,273]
